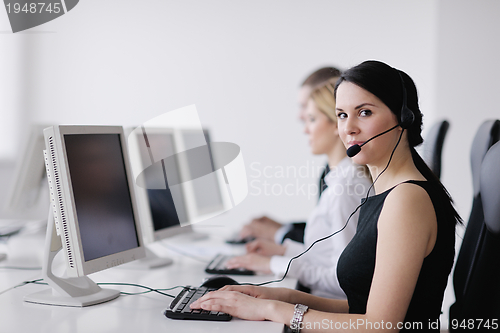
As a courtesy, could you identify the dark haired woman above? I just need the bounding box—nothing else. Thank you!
[190,60,461,332]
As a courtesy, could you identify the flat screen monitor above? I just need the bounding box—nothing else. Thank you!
[125,126,199,269]
[127,126,228,253]
[127,127,192,243]
[24,125,145,307]
[3,123,50,222]
[176,129,229,221]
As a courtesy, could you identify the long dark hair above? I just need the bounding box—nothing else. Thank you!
[334,60,462,225]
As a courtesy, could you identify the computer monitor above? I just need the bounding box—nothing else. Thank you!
[174,128,232,223]
[125,126,194,269]
[24,125,146,307]
[1,123,49,261]
[3,123,50,222]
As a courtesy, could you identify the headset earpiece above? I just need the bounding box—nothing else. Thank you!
[400,106,415,129]
[398,71,415,129]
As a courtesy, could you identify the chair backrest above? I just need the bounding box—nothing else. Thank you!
[454,120,500,292]
[450,120,500,329]
[470,120,500,197]
[422,120,450,179]
[480,141,500,235]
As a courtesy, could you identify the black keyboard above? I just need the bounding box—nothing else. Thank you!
[225,235,255,244]
[205,254,255,275]
[164,286,232,321]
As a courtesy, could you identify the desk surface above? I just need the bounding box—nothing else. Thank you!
[0,227,296,333]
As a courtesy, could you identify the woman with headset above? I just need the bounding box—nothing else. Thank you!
[225,78,372,299]
[191,60,461,332]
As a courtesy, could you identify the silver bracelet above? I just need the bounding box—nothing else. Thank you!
[290,304,309,333]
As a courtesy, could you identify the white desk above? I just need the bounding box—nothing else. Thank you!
[0,229,296,333]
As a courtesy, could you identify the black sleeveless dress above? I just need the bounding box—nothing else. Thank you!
[336,180,456,332]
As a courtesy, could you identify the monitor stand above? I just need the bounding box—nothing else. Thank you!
[188,231,210,241]
[117,232,208,270]
[169,230,209,243]
[119,247,173,269]
[24,210,120,307]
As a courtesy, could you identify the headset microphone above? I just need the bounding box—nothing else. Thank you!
[346,124,399,158]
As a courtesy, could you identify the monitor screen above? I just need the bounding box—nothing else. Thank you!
[3,124,49,221]
[137,132,187,230]
[182,130,224,216]
[64,134,139,262]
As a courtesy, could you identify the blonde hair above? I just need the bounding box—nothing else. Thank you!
[309,77,339,123]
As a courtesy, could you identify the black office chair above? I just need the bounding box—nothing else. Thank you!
[449,120,500,330]
[421,120,450,179]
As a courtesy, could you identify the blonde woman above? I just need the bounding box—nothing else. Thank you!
[240,67,342,245]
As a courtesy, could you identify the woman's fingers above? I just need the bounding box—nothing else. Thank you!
[190,290,241,312]
[246,240,260,253]
[190,290,269,321]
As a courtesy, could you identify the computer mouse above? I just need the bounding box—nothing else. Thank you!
[200,275,240,289]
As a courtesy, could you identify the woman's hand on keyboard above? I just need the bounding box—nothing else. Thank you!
[189,287,284,321]
[219,285,291,303]
[245,239,286,256]
[239,216,282,242]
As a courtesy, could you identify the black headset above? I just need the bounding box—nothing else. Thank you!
[398,71,415,129]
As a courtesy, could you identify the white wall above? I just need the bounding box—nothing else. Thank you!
[0,34,30,159]
[0,0,438,229]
